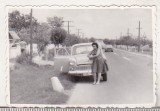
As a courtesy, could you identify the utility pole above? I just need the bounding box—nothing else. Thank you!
[82,33,85,38]
[120,32,122,48]
[30,9,33,61]
[35,20,38,38]
[120,32,122,38]
[77,29,81,37]
[115,36,117,48]
[143,32,146,45]
[63,21,73,34]
[127,28,130,37]
[137,21,142,52]
[79,32,84,38]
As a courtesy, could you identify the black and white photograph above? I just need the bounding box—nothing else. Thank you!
[8,7,155,106]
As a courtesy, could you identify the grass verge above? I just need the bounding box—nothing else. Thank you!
[10,63,75,104]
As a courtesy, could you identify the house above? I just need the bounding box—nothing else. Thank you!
[9,31,20,44]
[9,31,21,59]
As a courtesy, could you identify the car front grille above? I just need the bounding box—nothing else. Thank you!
[74,65,91,71]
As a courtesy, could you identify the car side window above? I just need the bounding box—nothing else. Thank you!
[56,48,70,56]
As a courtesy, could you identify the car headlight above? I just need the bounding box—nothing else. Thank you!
[69,61,76,66]
[69,67,75,71]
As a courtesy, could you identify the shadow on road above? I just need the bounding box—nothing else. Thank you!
[72,76,93,83]
[69,76,107,84]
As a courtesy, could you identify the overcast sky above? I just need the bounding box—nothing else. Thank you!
[8,8,152,40]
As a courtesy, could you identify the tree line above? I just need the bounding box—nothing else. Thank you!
[9,10,94,49]
[9,10,152,50]
[104,36,152,48]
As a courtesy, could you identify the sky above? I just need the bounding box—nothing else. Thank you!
[8,8,152,40]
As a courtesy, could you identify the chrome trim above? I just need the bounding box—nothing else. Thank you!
[68,70,92,76]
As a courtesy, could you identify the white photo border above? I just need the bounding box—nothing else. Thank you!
[5,5,157,108]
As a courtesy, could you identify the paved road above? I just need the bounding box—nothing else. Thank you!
[67,49,154,104]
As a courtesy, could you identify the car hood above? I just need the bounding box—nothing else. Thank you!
[73,54,92,65]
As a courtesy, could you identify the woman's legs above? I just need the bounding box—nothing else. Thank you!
[96,73,102,84]
[96,58,104,84]
[93,73,97,84]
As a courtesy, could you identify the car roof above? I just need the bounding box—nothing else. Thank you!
[106,44,113,48]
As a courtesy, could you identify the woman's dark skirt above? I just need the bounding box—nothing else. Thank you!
[91,56,108,74]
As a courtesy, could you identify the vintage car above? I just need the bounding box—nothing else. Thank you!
[104,44,114,52]
[56,43,107,81]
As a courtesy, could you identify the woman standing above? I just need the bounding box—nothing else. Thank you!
[88,42,107,85]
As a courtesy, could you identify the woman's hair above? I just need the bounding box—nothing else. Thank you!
[92,42,98,48]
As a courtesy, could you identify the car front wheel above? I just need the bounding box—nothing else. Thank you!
[71,76,80,82]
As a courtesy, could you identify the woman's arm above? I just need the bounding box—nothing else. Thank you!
[87,50,93,58]
[89,48,101,59]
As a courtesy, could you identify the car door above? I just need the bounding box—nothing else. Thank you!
[54,47,71,73]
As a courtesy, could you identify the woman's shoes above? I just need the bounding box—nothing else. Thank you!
[96,81,100,85]
[92,81,96,85]
[92,81,100,85]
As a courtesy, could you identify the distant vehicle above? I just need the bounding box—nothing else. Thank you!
[56,43,107,82]
[105,45,113,52]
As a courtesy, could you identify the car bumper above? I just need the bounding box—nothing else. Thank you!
[68,70,92,76]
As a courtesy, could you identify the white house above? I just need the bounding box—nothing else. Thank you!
[9,31,21,59]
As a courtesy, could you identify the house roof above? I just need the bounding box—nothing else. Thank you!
[9,31,20,40]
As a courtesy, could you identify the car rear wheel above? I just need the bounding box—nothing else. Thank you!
[102,73,107,81]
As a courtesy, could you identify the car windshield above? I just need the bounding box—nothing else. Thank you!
[72,45,93,55]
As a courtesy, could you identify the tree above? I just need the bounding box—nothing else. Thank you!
[9,10,23,31]
[32,22,52,53]
[48,16,67,46]
[50,27,67,46]
[89,37,95,42]
[80,38,89,43]
[34,22,51,43]
[103,39,115,45]
[47,16,64,28]
[17,28,30,43]
[103,38,110,44]
[9,10,37,31]
[17,22,51,43]
[69,34,80,45]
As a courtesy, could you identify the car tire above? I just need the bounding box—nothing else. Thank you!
[71,76,80,82]
[102,73,107,81]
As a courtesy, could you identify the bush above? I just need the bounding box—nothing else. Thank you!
[41,48,55,61]
[48,49,55,60]
[16,53,31,64]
